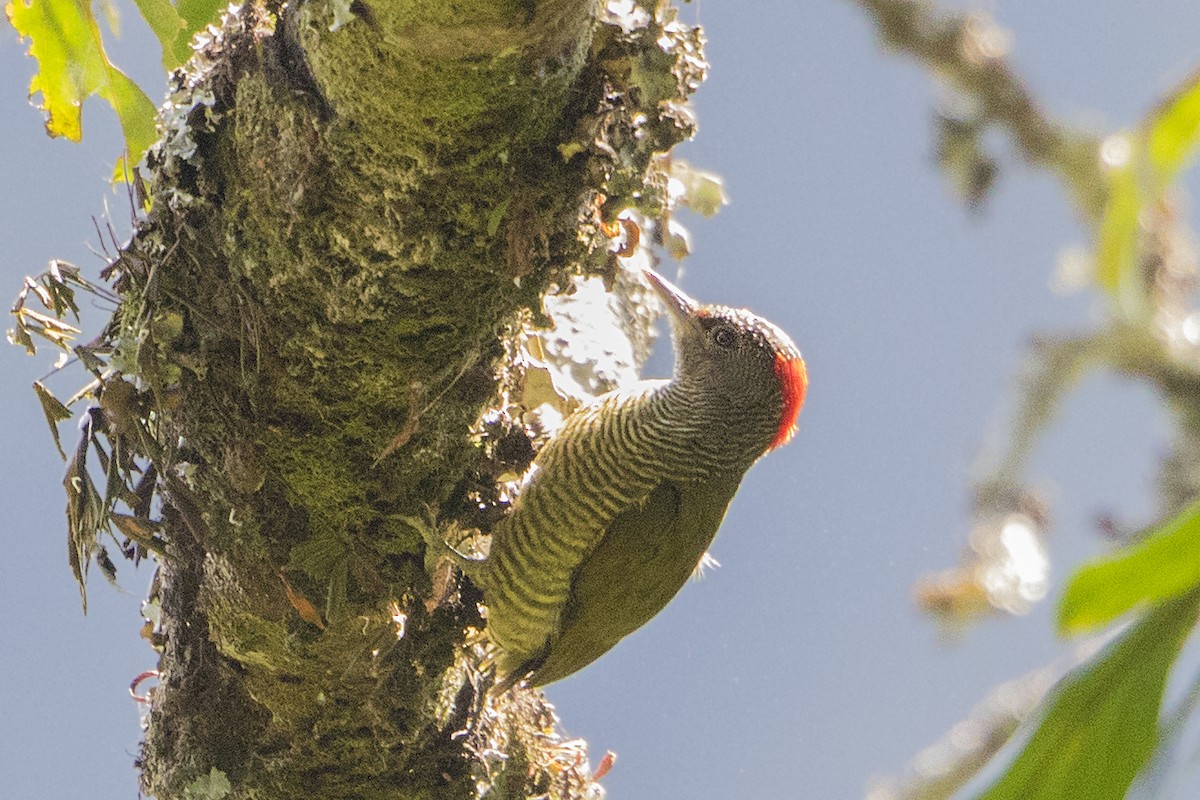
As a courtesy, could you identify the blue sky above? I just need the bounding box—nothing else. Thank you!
[3,1,1199,797]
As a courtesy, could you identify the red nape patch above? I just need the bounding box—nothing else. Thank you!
[771,354,808,449]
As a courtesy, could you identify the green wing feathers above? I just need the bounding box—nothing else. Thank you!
[523,474,744,687]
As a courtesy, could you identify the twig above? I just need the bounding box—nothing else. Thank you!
[853,0,1105,217]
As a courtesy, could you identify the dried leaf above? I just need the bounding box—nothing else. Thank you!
[65,421,106,613]
[111,513,166,555]
[32,381,72,459]
[23,275,54,308]
[280,572,326,630]
[95,544,118,585]
[8,323,37,355]
[18,307,81,334]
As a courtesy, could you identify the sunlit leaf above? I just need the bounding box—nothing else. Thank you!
[1147,68,1200,184]
[1060,499,1200,633]
[129,0,186,68]
[1094,156,1140,296]
[17,307,81,336]
[175,0,224,34]
[33,380,73,459]
[7,0,157,172]
[669,160,728,218]
[1094,70,1200,309]
[8,323,36,356]
[23,275,54,309]
[14,306,81,348]
[978,589,1200,800]
[130,0,225,70]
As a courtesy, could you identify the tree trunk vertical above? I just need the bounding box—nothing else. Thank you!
[75,0,709,796]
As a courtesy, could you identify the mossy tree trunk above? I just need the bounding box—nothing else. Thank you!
[72,1,705,796]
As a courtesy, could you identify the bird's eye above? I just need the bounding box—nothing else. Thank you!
[712,326,737,349]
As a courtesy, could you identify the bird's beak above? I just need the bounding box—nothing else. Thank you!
[644,268,702,333]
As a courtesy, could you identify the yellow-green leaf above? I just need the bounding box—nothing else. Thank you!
[1093,70,1200,309]
[7,0,157,169]
[175,0,226,48]
[1093,154,1140,296]
[129,0,225,71]
[129,0,186,69]
[1148,68,1200,185]
[979,589,1200,800]
[1059,499,1200,633]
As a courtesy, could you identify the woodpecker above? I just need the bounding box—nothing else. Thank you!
[450,268,807,690]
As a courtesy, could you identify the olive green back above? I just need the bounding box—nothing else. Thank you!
[523,473,743,687]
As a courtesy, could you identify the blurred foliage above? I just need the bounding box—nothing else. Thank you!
[858,1,1200,799]
[1061,500,1200,634]
[981,589,1200,800]
[6,0,225,179]
[1096,71,1200,321]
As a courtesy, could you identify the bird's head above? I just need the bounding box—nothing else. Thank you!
[644,268,807,451]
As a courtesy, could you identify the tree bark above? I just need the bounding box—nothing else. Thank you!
[77,0,706,796]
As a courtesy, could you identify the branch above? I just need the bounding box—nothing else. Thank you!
[853,0,1105,217]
